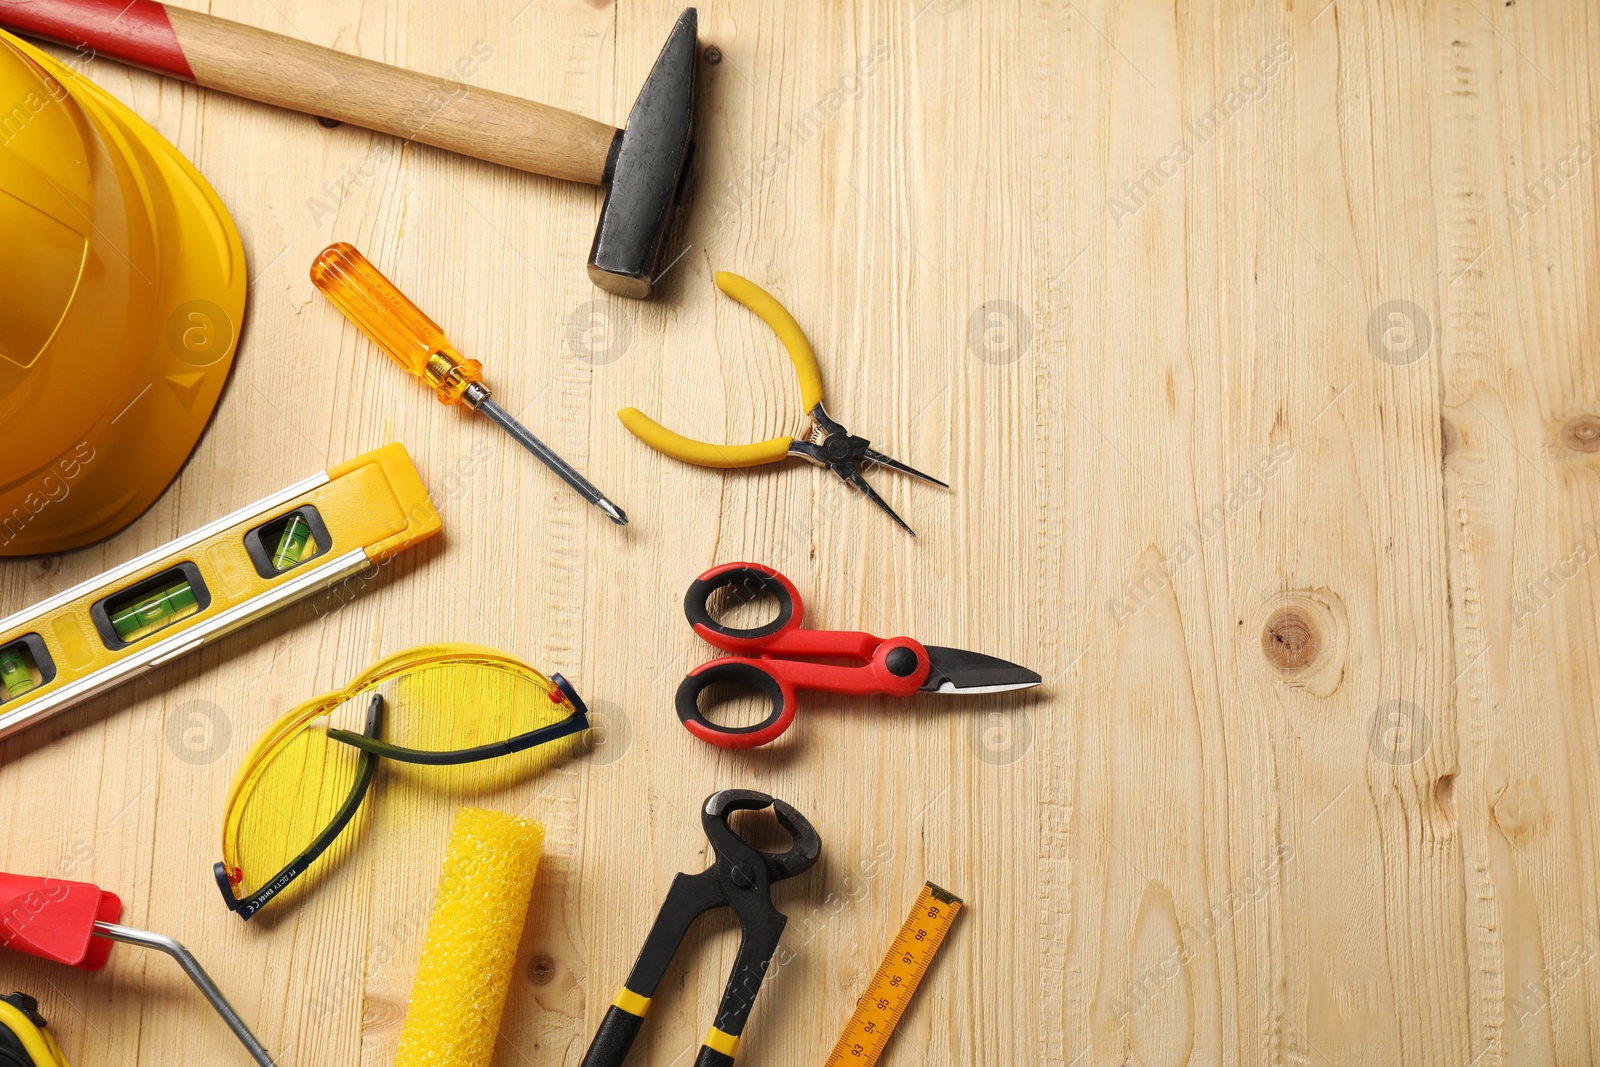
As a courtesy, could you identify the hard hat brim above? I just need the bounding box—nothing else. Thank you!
[0,30,247,557]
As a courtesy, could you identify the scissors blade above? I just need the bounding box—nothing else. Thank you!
[833,462,916,535]
[920,646,1042,694]
[861,448,949,488]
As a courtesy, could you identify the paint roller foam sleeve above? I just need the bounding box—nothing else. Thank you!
[395,806,546,1067]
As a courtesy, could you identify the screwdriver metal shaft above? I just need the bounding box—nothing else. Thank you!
[310,242,629,526]
[467,385,628,524]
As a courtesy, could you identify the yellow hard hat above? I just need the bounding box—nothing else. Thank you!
[0,30,246,557]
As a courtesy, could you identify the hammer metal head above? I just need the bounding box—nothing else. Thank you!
[587,8,699,298]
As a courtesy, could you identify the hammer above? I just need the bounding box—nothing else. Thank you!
[0,1,698,298]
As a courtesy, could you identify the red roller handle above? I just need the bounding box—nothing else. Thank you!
[0,0,194,80]
[0,872,122,971]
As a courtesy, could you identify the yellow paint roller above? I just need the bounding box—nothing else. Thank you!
[395,807,545,1067]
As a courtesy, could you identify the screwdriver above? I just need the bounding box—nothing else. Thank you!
[310,243,629,525]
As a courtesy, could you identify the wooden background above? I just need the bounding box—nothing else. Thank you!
[2,0,1599,1063]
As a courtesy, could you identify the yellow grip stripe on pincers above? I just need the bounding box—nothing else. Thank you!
[704,1027,740,1057]
[613,988,652,1017]
[618,408,792,469]
[715,271,825,412]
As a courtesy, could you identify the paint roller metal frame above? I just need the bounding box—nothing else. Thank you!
[0,872,277,1065]
[92,921,276,1066]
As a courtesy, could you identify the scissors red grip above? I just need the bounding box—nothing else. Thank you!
[676,563,933,749]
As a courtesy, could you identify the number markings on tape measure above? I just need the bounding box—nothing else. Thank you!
[824,881,963,1066]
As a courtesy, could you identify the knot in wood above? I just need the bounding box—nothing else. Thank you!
[1562,414,1600,452]
[527,953,558,986]
[1262,608,1319,671]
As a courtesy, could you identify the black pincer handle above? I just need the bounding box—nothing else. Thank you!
[693,1044,738,1067]
[580,1004,647,1067]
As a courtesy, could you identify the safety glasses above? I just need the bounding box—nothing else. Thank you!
[213,644,588,919]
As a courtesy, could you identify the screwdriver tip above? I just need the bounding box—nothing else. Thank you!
[598,499,629,526]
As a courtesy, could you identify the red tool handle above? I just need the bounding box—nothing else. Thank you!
[0,0,618,185]
[0,873,121,971]
[676,563,932,749]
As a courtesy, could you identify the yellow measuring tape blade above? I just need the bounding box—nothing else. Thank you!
[824,882,963,1067]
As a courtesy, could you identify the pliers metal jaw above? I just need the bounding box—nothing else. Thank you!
[617,271,947,534]
[789,403,947,535]
[580,789,821,1067]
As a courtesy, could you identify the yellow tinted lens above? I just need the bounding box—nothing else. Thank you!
[230,694,372,902]
[382,659,577,792]
[220,645,583,909]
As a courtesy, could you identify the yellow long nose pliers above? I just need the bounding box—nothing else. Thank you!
[618,272,947,534]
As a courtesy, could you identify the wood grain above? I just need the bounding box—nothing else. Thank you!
[1,1,1598,1065]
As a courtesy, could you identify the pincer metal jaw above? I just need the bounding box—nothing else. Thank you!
[702,788,821,886]
[580,789,821,1067]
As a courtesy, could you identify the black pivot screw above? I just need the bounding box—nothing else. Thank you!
[885,647,919,677]
[822,435,854,462]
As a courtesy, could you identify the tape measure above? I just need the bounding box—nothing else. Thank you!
[0,443,440,741]
[0,992,69,1066]
[824,882,963,1066]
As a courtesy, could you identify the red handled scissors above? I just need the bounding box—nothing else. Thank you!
[676,563,1042,749]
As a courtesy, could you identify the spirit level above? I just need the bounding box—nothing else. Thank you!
[0,443,441,741]
[823,882,963,1067]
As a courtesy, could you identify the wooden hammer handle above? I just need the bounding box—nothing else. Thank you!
[0,0,618,186]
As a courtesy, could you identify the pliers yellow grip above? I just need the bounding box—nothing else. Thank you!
[613,413,793,468]
[618,272,823,467]
[715,271,826,412]
[618,271,946,534]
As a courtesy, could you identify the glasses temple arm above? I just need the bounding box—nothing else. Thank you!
[326,707,589,766]
[215,695,386,918]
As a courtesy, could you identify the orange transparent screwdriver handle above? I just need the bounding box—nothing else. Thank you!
[311,242,483,405]
[309,242,630,524]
